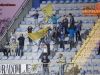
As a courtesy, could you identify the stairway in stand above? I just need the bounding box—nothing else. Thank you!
[66,19,100,75]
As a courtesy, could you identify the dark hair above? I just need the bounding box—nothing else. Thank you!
[69,13,72,16]
[64,15,66,17]
[53,14,56,17]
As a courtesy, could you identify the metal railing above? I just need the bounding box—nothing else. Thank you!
[0,0,30,42]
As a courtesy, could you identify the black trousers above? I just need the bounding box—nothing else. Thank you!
[46,44,50,55]
[76,31,81,42]
[28,37,32,43]
[3,49,10,56]
[98,47,100,55]
[59,40,65,49]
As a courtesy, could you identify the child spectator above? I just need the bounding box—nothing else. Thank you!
[57,22,64,32]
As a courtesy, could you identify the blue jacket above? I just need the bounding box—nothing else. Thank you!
[49,16,60,24]
[57,25,63,32]
[60,34,65,40]
[67,29,76,38]
[33,13,39,19]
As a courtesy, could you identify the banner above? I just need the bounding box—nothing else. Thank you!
[42,4,52,23]
[26,26,50,41]
[0,64,38,74]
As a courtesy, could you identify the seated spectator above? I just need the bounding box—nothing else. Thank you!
[52,27,59,44]
[59,31,65,49]
[10,28,16,43]
[10,39,18,56]
[57,22,64,32]
[67,27,76,49]
[27,26,33,44]
[48,14,61,28]
[0,44,6,56]
[75,22,81,42]
[4,41,11,56]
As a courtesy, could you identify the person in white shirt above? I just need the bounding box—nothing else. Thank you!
[10,28,16,43]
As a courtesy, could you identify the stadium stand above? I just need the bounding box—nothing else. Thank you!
[0,0,100,75]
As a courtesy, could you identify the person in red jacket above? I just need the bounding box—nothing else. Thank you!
[98,41,100,55]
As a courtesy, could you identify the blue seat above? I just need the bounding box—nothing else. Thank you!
[64,48,70,52]
[95,55,100,59]
[14,56,20,60]
[8,56,14,60]
[79,6,83,10]
[48,55,52,59]
[90,0,95,3]
[47,1,52,4]
[26,21,32,25]
[22,28,27,32]
[53,55,59,59]
[54,7,60,11]
[61,7,66,11]
[38,14,43,18]
[83,20,88,23]
[75,13,81,17]
[27,56,33,60]
[66,55,72,59]
[30,8,35,11]
[78,0,83,3]
[59,0,64,4]
[67,6,72,10]
[72,0,77,3]
[71,48,77,52]
[27,48,32,52]
[2,56,8,60]
[33,56,39,60]
[84,62,90,66]
[80,70,85,74]
[25,14,31,18]
[91,62,97,66]
[53,0,57,4]
[90,19,95,23]
[21,56,27,60]
[84,0,89,3]
[36,7,41,11]
[77,41,82,45]
[86,70,92,74]
[88,54,95,59]
[93,70,99,74]
[58,48,64,52]
[73,6,79,10]
[65,0,70,4]
[32,49,38,53]
[97,0,100,2]
[16,28,21,32]
[21,21,26,25]
[41,1,46,4]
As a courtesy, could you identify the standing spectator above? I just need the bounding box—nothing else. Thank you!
[57,22,64,32]
[31,10,39,27]
[48,14,61,28]
[41,55,50,75]
[62,15,68,35]
[27,26,33,44]
[52,27,59,44]
[98,41,100,55]
[44,31,52,55]
[18,34,25,57]
[59,31,65,49]
[4,41,11,56]
[10,39,18,56]
[75,22,81,42]
[67,27,76,49]
[69,13,74,29]
[10,28,16,43]
[56,54,66,75]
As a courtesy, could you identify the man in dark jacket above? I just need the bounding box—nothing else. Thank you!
[27,26,33,43]
[18,34,25,56]
[62,15,68,35]
[69,13,74,29]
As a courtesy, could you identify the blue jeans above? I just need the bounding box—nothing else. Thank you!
[42,67,49,75]
[59,64,65,75]
[18,45,24,56]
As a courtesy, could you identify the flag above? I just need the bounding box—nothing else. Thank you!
[26,26,50,41]
[42,4,52,23]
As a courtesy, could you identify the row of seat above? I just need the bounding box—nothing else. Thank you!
[41,0,99,4]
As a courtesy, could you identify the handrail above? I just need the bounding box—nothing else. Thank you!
[0,0,30,42]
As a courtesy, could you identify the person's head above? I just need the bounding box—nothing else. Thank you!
[5,41,9,45]
[36,10,38,14]
[53,27,57,31]
[64,15,67,19]
[43,55,47,59]
[53,14,56,18]
[12,39,16,43]
[20,34,23,37]
[58,22,61,25]
[12,28,15,34]
[76,22,79,25]
[69,13,72,16]
[58,54,63,58]
[46,30,49,35]
[61,31,63,34]
[39,24,42,29]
